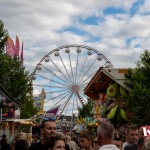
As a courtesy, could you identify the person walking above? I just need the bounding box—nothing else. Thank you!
[97,122,119,150]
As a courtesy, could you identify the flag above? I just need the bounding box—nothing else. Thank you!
[6,36,15,57]
[44,105,61,120]
[15,35,20,56]
[20,41,24,62]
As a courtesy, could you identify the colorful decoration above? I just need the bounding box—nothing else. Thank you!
[106,83,118,97]
[89,83,128,128]
[6,36,24,62]
[34,88,46,114]
[6,36,15,57]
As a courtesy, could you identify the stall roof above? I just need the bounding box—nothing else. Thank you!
[0,85,22,107]
[2,119,34,124]
[84,67,132,101]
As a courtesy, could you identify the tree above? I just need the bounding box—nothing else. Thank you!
[0,20,8,54]
[124,50,150,125]
[0,20,37,119]
[78,98,94,118]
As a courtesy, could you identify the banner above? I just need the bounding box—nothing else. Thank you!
[44,105,61,120]
[20,41,24,62]
[6,37,15,57]
[34,97,44,111]
[15,35,20,56]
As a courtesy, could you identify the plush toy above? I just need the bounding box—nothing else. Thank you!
[106,98,115,110]
[99,93,108,104]
[106,83,119,97]
[120,86,128,98]
[100,105,108,118]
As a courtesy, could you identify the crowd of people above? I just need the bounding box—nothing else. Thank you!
[0,119,150,150]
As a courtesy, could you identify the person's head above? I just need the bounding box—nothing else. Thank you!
[56,132,66,142]
[41,119,57,143]
[32,134,39,142]
[13,132,32,145]
[93,137,100,150]
[2,134,6,139]
[48,135,65,150]
[126,124,138,144]
[1,134,7,143]
[79,132,93,150]
[97,122,114,146]
[15,139,29,150]
[113,140,122,150]
[11,132,32,150]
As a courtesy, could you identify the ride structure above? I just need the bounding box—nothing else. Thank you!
[31,44,113,120]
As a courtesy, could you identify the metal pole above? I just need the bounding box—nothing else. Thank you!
[70,95,75,138]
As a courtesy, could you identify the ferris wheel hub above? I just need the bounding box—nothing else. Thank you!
[71,85,79,93]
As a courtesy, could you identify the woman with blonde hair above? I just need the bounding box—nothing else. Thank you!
[11,132,32,150]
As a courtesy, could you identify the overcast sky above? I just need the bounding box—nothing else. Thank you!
[1,0,150,114]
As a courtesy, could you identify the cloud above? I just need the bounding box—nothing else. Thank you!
[139,0,150,13]
[0,0,150,116]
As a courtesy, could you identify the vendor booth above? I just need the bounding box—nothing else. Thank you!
[0,85,34,143]
[83,67,131,128]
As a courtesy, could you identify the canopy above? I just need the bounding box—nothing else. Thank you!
[84,67,132,100]
[0,84,22,107]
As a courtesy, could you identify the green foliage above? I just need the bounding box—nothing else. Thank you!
[0,20,8,54]
[21,95,37,119]
[0,56,31,103]
[0,20,38,119]
[78,98,94,118]
[124,50,150,125]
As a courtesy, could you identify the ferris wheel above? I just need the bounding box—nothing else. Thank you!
[32,44,113,118]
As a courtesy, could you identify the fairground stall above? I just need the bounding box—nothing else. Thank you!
[83,67,132,129]
[0,85,34,143]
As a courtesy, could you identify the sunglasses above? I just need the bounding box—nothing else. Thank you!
[94,141,97,143]
[43,118,56,121]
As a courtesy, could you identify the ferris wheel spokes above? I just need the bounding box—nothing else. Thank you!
[75,48,80,84]
[58,54,74,84]
[45,91,71,103]
[41,65,69,85]
[67,51,75,84]
[49,57,71,84]
[79,70,98,87]
[58,93,73,116]
[76,54,88,85]
[46,91,72,107]
[78,57,97,85]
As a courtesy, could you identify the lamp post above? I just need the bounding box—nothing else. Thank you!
[70,112,75,138]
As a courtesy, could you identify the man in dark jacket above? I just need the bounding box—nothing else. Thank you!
[28,119,57,150]
[124,143,137,150]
